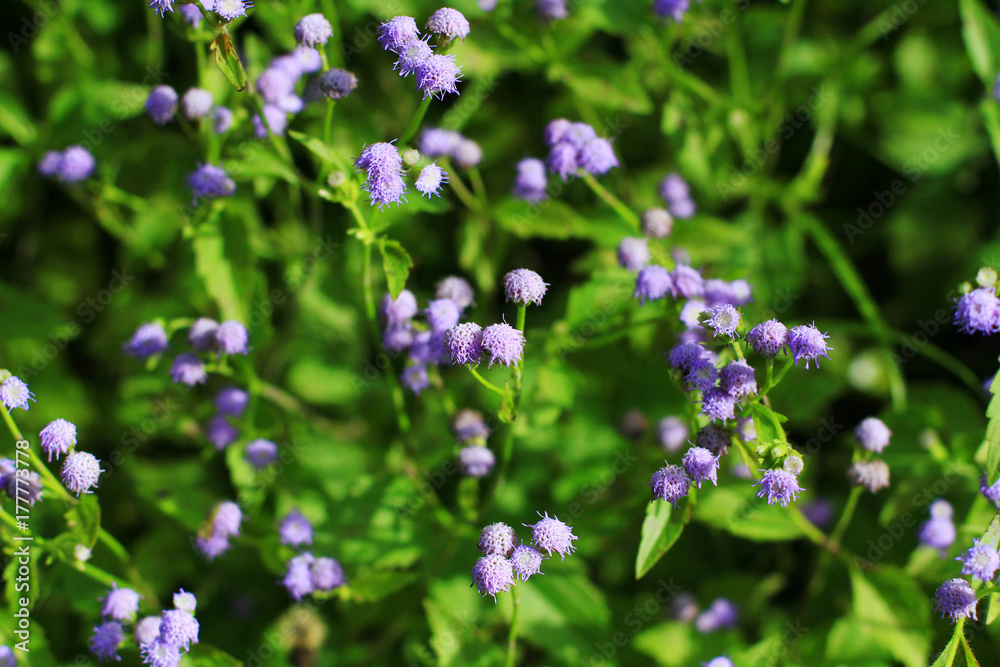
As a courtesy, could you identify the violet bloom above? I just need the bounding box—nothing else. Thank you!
[481,322,525,367]
[479,522,518,557]
[188,317,219,351]
[181,88,214,120]
[957,539,1000,582]
[215,387,249,416]
[634,265,673,304]
[684,358,718,393]
[416,163,447,197]
[170,353,208,386]
[309,69,359,101]
[280,509,314,547]
[215,320,249,355]
[149,0,174,17]
[179,3,203,26]
[935,578,978,622]
[752,469,803,507]
[395,38,433,78]
[537,0,568,20]
[453,409,490,443]
[54,146,96,183]
[700,387,735,423]
[544,119,572,146]
[101,583,142,623]
[954,287,1000,334]
[527,512,578,560]
[672,265,704,299]
[378,16,420,53]
[641,208,673,238]
[747,319,788,357]
[402,365,430,394]
[453,139,482,169]
[141,638,181,667]
[706,304,741,338]
[510,545,544,580]
[787,323,831,368]
[295,13,333,46]
[188,163,236,202]
[125,322,169,358]
[415,54,462,99]
[682,446,719,488]
[40,419,76,461]
[513,158,548,202]
[310,557,346,591]
[654,0,690,22]
[90,621,125,662]
[380,289,418,326]
[697,424,731,455]
[650,464,690,506]
[657,417,688,454]
[471,555,515,601]
[283,553,316,600]
[147,86,178,125]
[855,417,891,453]
[459,445,495,477]
[215,0,252,21]
[436,276,475,309]
[61,451,103,495]
[847,460,890,493]
[253,105,289,138]
[503,268,548,306]
[547,141,579,180]
[444,322,483,365]
[981,472,1000,507]
[617,237,650,271]
[668,341,707,370]
[207,414,238,450]
[159,609,200,651]
[578,138,618,176]
[245,438,278,467]
[719,359,756,398]
[426,8,470,41]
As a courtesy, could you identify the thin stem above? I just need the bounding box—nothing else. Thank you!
[400,98,432,145]
[829,486,862,550]
[765,358,774,391]
[468,167,488,207]
[505,587,521,667]
[762,356,794,393]
[467,367,506,397]
[580,173,640,229]
[443,162,482,212]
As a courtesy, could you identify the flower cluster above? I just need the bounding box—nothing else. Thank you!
[195,500,243,560]
[694,597,740,633]
[88,583,143,662]
[420,127,482,169]
[471,514,578,602]
[134,588,202,666]
[125,318,250,380]
[453,409,495,477]
[920,499,956,553]
[38,145,96,183]
[206,386,249,449]
[659,172,696,218]
[149,0,251,21]
[928,495,999,624]
[526,118,618,184]
[277,505,345,603]
[954,270,1000,334]
[846,417,892,493]
[379,11,466,100]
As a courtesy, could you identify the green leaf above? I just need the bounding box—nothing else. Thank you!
[930,632,960,667]
[5,544,39,612]
[65,495,102,549]
[985,361,1000,485]
[378,238,412,300]
[960,0,1000,82]
[184,643,244,666]
[210,33,248,91]
[695,487,805,542]
[961,633,983,666]
[193,224,247,322]
[749,402,788,445]
[288,129,339,166]
[635,500,688,579]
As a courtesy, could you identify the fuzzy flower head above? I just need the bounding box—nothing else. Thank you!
[188,163,236,202]
[641,208,673,238]
[720,359,757,398]
[855,417,891,453]
[395,38,433,78]
[510,545,544,581]
[513,158,548,202]
[55,146,96,183]
[958,539,1000,582]
[380,289,418,326]
[481,322,525,368]
[537,0,568,20]
[753,469,803,507]
[471,554,515,601]
[672,265,704,299]
[847,460,890,493]
[310,69,359,100]
[706,304,741,338]
[788,324,831,368]
[170,353,208,386]
[207,414,238,450]
[685,358,719,393]
[453,409,490,443]
[179,3,203,26]
[459,445,495,477]
[135,616,162,647]
[141,638,180,667]
[578,138,618,176]
[701,387,736,423]
[90,621,125,662]
[650,464,691,506]
[215,320,249,355]
[416,54,462,99]
[547,141,579,180]
[424,299,460,335]
[696,426,731,457]
[416,163,448,197]
[436,276,475,309]
[211,500,243,538]
[444,322,483,365]
[420,128,462,157]
[931,499,954,520]
[527,512,578,560]
[146,85,178,124]
[0,377,34,414]
[503,269,548,306]
[280,509,314,547]
[295,13,333,46]
[682,446,720,488]
[920,517,956,551]
[181,88,214,120]
[159,609,200,651]
[669,341,707,370]
[61,451,102,496]
[188,318,218,352]
[283,553,316,600]
[215,0,252,21]
[479,522,518,557]
[657,417,688,454]
[245,439,278,467]
[747,319,788,357]
[544,119,572,146]
[635,265,674,304]
[311,557,346,591]
[125,322,169,359]
[426,8,470,41]
[101,584,141,623]
[149,0,174,17]
[935,578,978,622]
[453,139,482,169]
[981,473,1000,507]
[378,16,420,53]
[654,0,690,22]
[215,387,249,417]
[954,287,1000,334]
[402,364,430,395]
[38,151,63,177]
[173,590,197,614]
[617,237,650,272]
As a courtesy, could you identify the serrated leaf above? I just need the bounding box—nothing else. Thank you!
[930,632,961,667]
[210,33,247,91]
[378,238,412,300]
[961,634,982,666]
[635,500,688,579]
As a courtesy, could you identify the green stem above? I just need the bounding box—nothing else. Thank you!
[830,485,862,550]
[467,367,505,397]
[580,173,640,229]
[763,356,794,393]
[765,358,774,391]
[2,410,75,504]
[505,586,521,667]
[443,162,482,212]
[400,98,433,145]
[469,167,488,207]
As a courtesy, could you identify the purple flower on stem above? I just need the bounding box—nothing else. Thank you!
[935,578,978,622]
[672,265,704,299]
[188,163,236,202]
[459,445,495,477]
[527,512,578,560]
[503,269,548,306]
[283,553,316,600]
[215,387,249,416]
[159,609,200,651]
[682,446,720,488]
[215,320,249,355]
[90,621,125,662]
[295,13,333,46]
[641,208,673,238]
[471,554,515,601]
[685,358,718,393]
[719,359,757,398]
[654,0,690,22]
[747,319,788,357]
[215,0,252,21]
[125,322,169,359]
[650,464,690,506]
[309,69,359,100]
[481,322,525,367]
[479,522,518,557]
[420,128,462,157]
[280,509,314,547]
[958,539,1000,582]
[954,287,1000,334]
[170,353,208,386]
[181,88,214,120]
[510,545,544,580]
[245,439,278,467]
[141,638,180,667]
[855,417,891,453]
[617,237,650,272]
[101,583,141,622]
[668,341,707,370]
[61,451,102,495]
[635,265,673,304]
[415,54,462,99]
[426,8,471,41]
[401,365,430,394]
[395,38,434,77]
[0,377,33,414]
[981,473,1000,507]
[847,460,890,493]
[753,469,803,507]
[513,158,548,202]
[453,139,482,169]
[416,163,447,197]
[378,16,420,53]
[706,304,741,338]
[700,387,736,423]
[787,323,831,368]
[207,415,238,450]
[188,318,218,351]
[657,417,688,453]
[444,322,483,365]
[436,276,475,309]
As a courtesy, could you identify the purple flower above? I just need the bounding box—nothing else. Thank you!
[787,323,831,368]
[481,322,525,367]
[309,69,359,100]
[141,638,181,667]
[424,299,460,334]
[660,173,690,202]
[436,276,475,309]
[310,557,346,590]
[101,583,141,622]
[179,3,203,26]
[527,512,578,560]
[444,322,483,365]
[215,387,249,416]
[291,46,322,73]
[50,146,96,183]
[847,460,890,493]
[510,545,544,580]
[935,578,978,622]
[547,141,579,180]
[378,16,420,53]
[504,268,548,306]
[61,451,102,495]
[736,416,756,442]
[212,501,243,538]
[38,151,63,177]
[920,516,956,551]
[479,522,519,557]
[670,196,695,219]
[855,417,891,453]
[617,237,650,272]
[426,8,470,41]
[409,330,446,365]
[125,323,169,359]
[159,609,199,651]
[38,418,76,462]
[682,446,719,488]
[677,300,706,330]
[657,416,688,453]
[4,466,42,507]
[641,208,673,238]
[668,341,707,370]
[747,319,788,357]
[253,105,289,138]
[453,409,490,443]
[703,658,735,667]
[402,364,430,394]
[958,539,1000,581]
[650,464,690,506]
[981,472,1000,507]
[181,88,214,120]
[684,358,718,393]
[279,509,314,547]
[672,265,704,299]
[513,158,548,202]
[257,68,295,105]
[700,387,735,423]
[537,0,568,20]
[295,13,333,46]
[173,590,197,613]
[215,0,252,21]
[188,163,236,202]
[196,533,231,561]
[471,554,515,601]
[453,139,482,169]
[415,54,462,99]
[207,414,238,450]
[706,304,741,338]
[283,553,316,600]
[188,318,218,351]
[420,128,462,157]
[578,138,618,175]
[170,353,208,386]
[634,265,674,304]
[954,287,1000,334]
[215,320,249,355]
[90,621,125,662]
[544,119,572,146]
[149,0,174,17]
[395,38,433,78]
[752,469,803,507]
[931,498,954,519]
[356,142,408,208]
[695,598,739,632]
[135,616,162,646]
[380,289,418,325]
[245,439,278,467]
[719,359,757,398]
[654,0,689,22]
[416,163,448,197]
[459,445,495,477]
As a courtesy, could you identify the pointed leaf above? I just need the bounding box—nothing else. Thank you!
[210,33,247,91]
[635,499,688,579]
[378,238,412,300]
